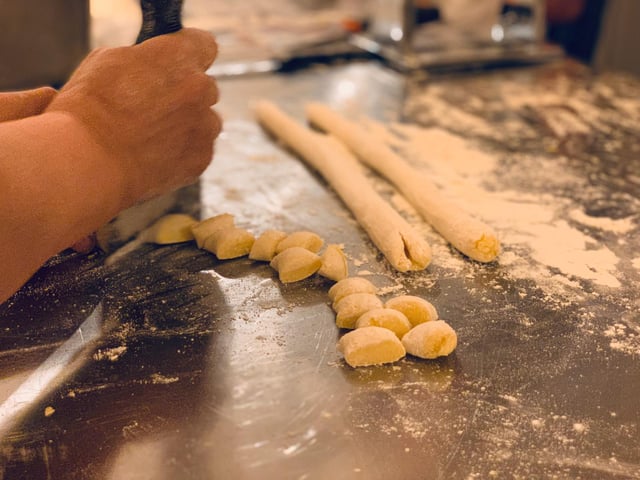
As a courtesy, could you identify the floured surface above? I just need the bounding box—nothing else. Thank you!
[1,62,639,479]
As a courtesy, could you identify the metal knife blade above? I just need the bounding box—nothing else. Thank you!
[0,303,105,437]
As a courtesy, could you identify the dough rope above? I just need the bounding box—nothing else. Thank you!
[254,100,431,272]
[305,103,500,263]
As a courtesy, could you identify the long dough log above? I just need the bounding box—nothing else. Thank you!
[305,103,500,263]
[254,101,431,272]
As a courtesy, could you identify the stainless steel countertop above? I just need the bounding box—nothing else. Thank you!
[1,61,639,479]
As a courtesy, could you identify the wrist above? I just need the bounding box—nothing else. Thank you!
[46,111,134,213]
[1,111,132,250]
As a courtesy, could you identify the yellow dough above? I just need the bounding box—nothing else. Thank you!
[355,308,412,339]
[254,101,431,272]
[270,246,322,283]
[328,277,377,308]
[338,326,406,367]
[202,227,255,260]
[401,320,457,359]
[334,293,383,329]
[275,231,324,254]
[385,295,438,327]
[305,103,500,263]
[249,229,288,261]
[191,213,235,248]
[143,214,198,244]
[318,244,349,282]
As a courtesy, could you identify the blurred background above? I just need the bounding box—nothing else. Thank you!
[0,0,638,90]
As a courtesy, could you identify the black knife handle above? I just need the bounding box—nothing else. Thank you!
[136,0,184,44]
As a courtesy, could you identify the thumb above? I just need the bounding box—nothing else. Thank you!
[0,87,57,122]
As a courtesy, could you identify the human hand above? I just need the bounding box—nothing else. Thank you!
[46,28,221,208]
[0,87,57,122]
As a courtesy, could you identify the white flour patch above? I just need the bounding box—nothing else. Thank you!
[373,124,625,291]
[603,322,640,356]
[404,85,496,137]
[568,209,635,234]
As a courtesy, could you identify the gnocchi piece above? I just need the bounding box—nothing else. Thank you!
[402,320,457,359]
[328,277,377,308]
[270,246,322,283]
[338,326,406,367]
[275,231,324,254]
[143,214,198,244]
[249,229,288,261]
[334,293,383,329]
[203,227,255,260]
[385,295,438,327]
[318,244,349,282]
[191,213,235,248]
[355,308,412,339]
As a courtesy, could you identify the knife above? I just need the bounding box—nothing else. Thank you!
[0,2,189,438]
[98,0,188,254]
[0,303,105,437]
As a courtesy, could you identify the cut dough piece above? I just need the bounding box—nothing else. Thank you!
[249,229,288,261]
[275,231,324,254]
[338,326,406,367]
[334,293,383,329]
[402,320,457,359]
[355,308,412,339]
[385,295,438,327]
[305,103,500,263]
[254,101,431,272]
[142,214,197,244]
[270,246,322,283]
[318,244,349,282]
[328,277,377,308]
[191,213,235,249]
[203,227,255,260]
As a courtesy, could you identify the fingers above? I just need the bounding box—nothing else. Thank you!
[179,72,219,107]
[204,75,219,106]
[71,233,97,254]
[211,108,223,139]
[0,87,57,122]
[176,28,219,70]
[187,108,220,171]
[180,108,221,182]
[137,28,218,72]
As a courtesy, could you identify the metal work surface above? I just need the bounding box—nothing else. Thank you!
[1,61,639,479]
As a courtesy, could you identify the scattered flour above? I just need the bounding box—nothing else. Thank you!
[603,323,640,356]
[568,209,635,234]
[358,101,640,359]
[404,85,496,137]
[373,124,627,290]
[149,373,180,385]
[93,346,128,362]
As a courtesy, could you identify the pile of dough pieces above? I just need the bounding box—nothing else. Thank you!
[143,213,349,282]
[145,213,457,368]
[330,277,457,368]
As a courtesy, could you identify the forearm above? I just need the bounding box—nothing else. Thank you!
[0,112,127,303]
